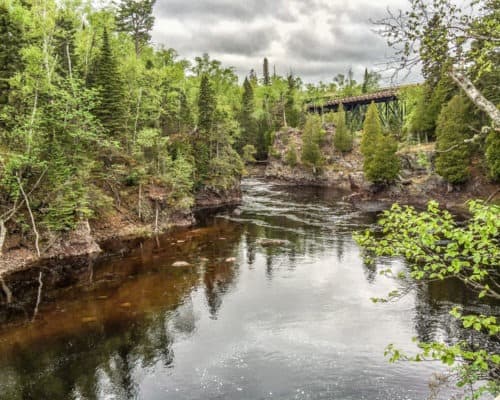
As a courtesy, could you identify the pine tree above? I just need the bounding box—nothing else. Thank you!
[361,102,382,158]
[116,0,156,56]
[263,57,270,86]
[285,74,300,128]
[178,91,192,133]
[53,12,77,78]
[0,4,24,106]
[362,68,369,93]
[333,104,353,153]
[194,74,216,183]
[301,114,323,171]
[485,130,500,182]
[92,27,125,137]
[197,74,215,134]
[239,77,257,151]
[364,135,400,184]
[435,95,473,184]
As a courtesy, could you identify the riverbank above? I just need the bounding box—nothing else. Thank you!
[265,127,500,210]
[0,187,241,279]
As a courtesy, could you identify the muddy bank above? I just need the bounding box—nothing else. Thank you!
[0,187,241,279]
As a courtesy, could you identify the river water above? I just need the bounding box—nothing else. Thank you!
[0,178,495,400]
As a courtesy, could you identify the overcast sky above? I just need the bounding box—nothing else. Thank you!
[152,0,417,84]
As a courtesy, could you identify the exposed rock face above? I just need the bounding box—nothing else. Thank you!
[195,185,242,209]
[265,126,368,190]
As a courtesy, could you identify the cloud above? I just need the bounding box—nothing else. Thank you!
[151,0,415,84]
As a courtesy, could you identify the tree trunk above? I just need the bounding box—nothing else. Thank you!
[450,68,500,130]
[154,201,159,233]
[0,219,6,256]
[17,176,41,257]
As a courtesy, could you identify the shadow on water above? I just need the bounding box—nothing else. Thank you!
[0,178,497,400]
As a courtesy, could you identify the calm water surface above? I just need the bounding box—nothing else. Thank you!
[0,178,494,400]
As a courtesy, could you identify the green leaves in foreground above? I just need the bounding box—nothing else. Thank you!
[354,200,500,398]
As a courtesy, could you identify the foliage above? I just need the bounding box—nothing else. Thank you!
[242,144,256,164]
[333,104,353,153]
[354,200,500,398]
[485,129,500,182]
[364,135,400,184]
[301,114,323,171]
[115,0,156,56]
[91,27,125,138]
[285,143,298,167]
[435,95,473,184]
[361,102,383,157]
[239,77,257,152]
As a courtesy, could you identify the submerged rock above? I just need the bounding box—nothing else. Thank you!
[225,257,236,263]
[257,238,289,247]
[172,261,191,267]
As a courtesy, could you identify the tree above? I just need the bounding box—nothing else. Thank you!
[333,104,353,153]
[361,102,399,184]
[363,135,400,184]
[263,57,270,86]
[92,27,125,137]
[361,68,381,94]
[354,200,500,398]
[197,74,215,134]
[53,11,77,78]
[361,102,382,157]
[239,77,257,151]
[0,3,24,106]
[194,74,216,183]
[301,114,323,171]
[285,73,300,128]
[285,143,298,167]
[375,0,500,130]
[435,95,473,184]
[485,130,500,182]
[115,0,156,56]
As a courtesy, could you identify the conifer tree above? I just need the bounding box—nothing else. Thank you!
[364,135,400,184]
[361,102,399,184]
[239,77,257,151]
[53,12,77,78]
[285,74,300,128]
[178,91,192,133]
[197,74,215,134]
[263,57,270,86]
[435,95,473,184]
[194,74,216,183]
[92,27,125,137]
[116,0,156,56]
[0,4,24,106]
[485,130,500,182]
[301,114,323,171]
[361,102,382,158]
[333,104,353,153]
[362,68,369,93]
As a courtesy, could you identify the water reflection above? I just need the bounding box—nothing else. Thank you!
[0,178,497,400]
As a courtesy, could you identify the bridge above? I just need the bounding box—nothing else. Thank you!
[307,85,417,130]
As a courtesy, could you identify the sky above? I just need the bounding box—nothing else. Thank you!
[151,0,419,85]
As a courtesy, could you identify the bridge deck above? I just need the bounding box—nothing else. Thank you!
[308,88,399,113]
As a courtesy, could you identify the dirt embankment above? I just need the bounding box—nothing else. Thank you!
[0,185,241,278]
[265,127,500,208]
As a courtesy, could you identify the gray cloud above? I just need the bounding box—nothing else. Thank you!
[152,0,414,83]
[154,0,297,23]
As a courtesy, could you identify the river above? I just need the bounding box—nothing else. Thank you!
[0,178,495,399]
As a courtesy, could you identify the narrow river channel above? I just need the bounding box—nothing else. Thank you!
[0,178,494,400]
